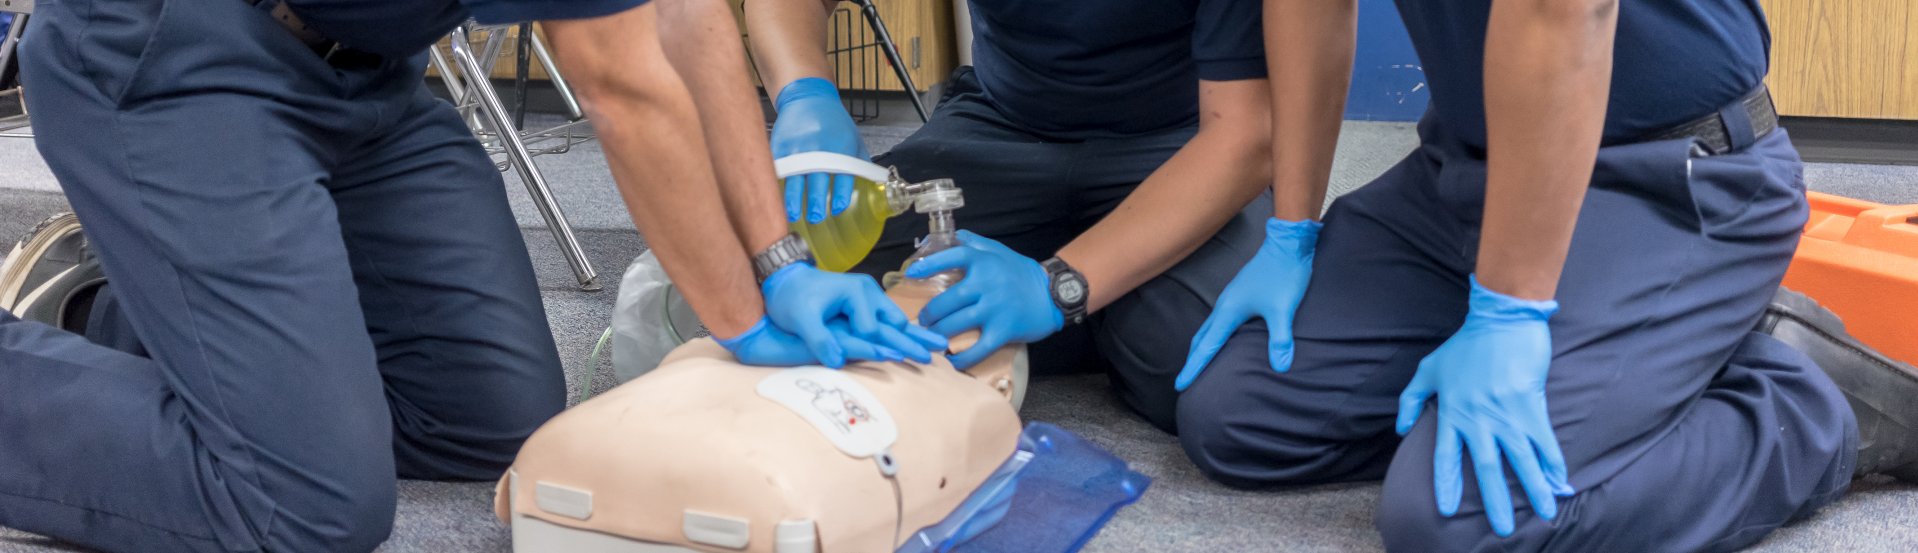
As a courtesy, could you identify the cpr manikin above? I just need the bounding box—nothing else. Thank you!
[496,173,1137,553]
[498,288,1042,552]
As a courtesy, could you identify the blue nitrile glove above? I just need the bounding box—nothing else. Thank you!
[762,261,948,368]
[1394,275,1575,537]
[1174,218,1322,391]
[771,77,871,224]
[904,230,1064,370]
[718,316,911,367]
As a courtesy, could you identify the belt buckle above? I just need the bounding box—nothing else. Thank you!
[319,42,342,62]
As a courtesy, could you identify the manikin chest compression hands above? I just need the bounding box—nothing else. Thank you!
[723,262,947,368]
[718,316,919,368]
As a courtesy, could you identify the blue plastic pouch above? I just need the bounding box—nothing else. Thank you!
[897,422,1150,553]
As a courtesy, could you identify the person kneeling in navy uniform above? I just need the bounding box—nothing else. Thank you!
[1175,1,1918,551]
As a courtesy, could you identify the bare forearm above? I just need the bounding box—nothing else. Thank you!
[656,0,787,253]
[1058,82,1274,311]
[544,8,763,337]
[745,0,837,94]
[1266,0,1356,221]
[1477,0,1618,300]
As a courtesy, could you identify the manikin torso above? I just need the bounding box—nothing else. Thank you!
[497,284,1027,553]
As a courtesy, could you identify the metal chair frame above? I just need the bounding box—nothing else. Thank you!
[433,23,600,290]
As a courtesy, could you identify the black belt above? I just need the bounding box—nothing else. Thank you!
[251,0,342,60]
[1647,85,1778,156]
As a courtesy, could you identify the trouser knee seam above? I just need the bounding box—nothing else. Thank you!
[0,488,225,544]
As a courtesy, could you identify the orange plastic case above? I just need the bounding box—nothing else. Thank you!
[1782,192,1918,367]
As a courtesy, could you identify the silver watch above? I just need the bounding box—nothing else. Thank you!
[752,233,815,283]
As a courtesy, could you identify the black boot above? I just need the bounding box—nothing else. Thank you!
[1757,287,1918,481]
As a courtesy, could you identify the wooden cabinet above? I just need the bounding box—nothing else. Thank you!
[1760,0,1918,120]
[848,0,957,92]
[731,0,957,93]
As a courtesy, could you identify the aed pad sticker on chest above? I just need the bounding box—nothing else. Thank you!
[757,368,898,458]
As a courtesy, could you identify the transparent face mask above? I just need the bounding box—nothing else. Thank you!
[883,178,966,291]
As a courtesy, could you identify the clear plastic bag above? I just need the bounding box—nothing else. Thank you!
[900,422,1151,553]
[610,251,703,384]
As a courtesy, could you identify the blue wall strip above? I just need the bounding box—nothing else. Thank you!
[1343,0,1428,122]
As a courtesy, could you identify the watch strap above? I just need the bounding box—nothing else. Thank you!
[752,234,815,283]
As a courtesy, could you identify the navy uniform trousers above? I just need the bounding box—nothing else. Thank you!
[852,67,1271,433]
[1176,109,1858,552]
[0,1,564,551]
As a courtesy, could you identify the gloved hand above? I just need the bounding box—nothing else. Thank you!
[1174,218,1321,391]
[762,261,947,368]
[1394,275,1574,537]
[904,230,1064,369]
[770,77,870,224]
[718,316,912,367]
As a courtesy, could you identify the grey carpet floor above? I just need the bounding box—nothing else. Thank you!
[0,119,1914,552]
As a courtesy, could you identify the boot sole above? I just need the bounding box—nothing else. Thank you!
[0,212,83,312]
[1762,288,1918,481]
[16,261,103,329]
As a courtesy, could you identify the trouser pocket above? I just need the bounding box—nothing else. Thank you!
[107,0,336,107]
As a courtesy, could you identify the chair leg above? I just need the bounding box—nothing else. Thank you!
[853,0,930,122]
[527,30,585,121]
[428,47,466,106]
[449,26,601,290]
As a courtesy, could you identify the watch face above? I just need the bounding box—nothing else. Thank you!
[1056,276,1086,304]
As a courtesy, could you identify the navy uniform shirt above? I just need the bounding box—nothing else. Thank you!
[286,0,647,58]
[968,0,1266,139]
[1394,0,1770,149]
